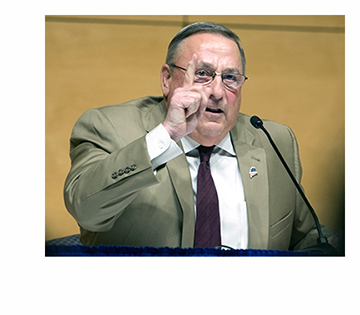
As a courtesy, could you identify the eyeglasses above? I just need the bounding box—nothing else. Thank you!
[170,64,248,88]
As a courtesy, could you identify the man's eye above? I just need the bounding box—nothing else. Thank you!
[223,74,237,82]
[195,69,211,77]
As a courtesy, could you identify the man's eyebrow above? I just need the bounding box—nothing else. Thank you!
[223,67,241,74]
[197,61,215,69]
[197,62,241,74]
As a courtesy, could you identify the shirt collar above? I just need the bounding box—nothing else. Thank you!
[181,133,236,156]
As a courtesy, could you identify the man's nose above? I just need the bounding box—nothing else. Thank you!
[209,74,225,101]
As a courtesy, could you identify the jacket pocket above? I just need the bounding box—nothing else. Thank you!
[269,211,293,238]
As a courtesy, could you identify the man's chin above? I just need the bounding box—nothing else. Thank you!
[189,123,227,145]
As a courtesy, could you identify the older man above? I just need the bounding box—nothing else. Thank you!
[64,22,332,250]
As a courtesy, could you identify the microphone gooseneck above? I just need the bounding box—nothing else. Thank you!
[250,116,332,250]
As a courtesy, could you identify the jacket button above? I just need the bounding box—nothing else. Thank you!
[111,172,118,179]
[124,167,131,174]
[130,164,137,171]
[118,169,125,176]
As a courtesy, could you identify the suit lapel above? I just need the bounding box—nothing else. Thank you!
[231,115,270,249]
[166,151,195,248]
[145,100,195,248]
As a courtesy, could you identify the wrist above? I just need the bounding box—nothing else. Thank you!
[162,121,181,143]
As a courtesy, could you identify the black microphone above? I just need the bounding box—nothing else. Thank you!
[250,115,337,255]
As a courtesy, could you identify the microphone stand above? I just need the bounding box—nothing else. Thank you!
[250,116,338,255]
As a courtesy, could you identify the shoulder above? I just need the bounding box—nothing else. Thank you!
[94,96,164,116]
[71,96,166,147]
[234,112,301,176]
[235,112,296,144]
[99,95,163,110]
[74,96,164,128]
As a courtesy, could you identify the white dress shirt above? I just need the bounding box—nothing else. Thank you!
[146,124,248,249]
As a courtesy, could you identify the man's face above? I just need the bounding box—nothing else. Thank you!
[161,33,244,145]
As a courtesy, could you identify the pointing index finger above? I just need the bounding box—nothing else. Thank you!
[183,54,197,88]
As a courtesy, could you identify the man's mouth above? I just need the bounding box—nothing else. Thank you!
[205,107,223,114]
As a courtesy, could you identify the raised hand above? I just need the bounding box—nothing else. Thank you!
[162,54,208,143]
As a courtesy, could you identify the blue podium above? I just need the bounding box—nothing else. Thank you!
[45,234,332,256]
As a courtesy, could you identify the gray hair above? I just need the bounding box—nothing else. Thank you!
[165,22,246,74]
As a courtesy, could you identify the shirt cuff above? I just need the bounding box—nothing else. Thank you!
[146,123,183,170]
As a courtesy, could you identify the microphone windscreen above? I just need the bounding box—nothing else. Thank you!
[250,116,263,129]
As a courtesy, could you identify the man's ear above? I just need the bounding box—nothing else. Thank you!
[160,64,171,98]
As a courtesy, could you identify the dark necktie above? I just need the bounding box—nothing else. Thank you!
[194,145,221,247]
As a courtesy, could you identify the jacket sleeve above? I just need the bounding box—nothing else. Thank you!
[286,126,333,250]
[63,108,160,232]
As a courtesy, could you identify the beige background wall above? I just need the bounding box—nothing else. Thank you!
[45,15,345,241]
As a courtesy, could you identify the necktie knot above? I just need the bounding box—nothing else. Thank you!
[197,145,215,163]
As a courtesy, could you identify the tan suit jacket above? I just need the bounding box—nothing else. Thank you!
[64,96,329,250]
